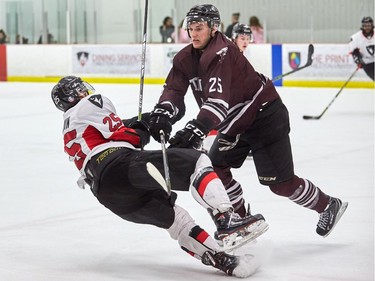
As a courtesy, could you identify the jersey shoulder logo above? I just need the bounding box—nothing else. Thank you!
[216,47,228,63]
[63,117,70,130]
[88,94,103,108]
[366,44,374,56]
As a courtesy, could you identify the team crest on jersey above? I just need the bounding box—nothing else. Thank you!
[288,52,301,69]
[216,47,228,63]
[366,45,374,56]
[88,94,103,108]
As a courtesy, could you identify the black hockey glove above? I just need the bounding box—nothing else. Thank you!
[149,104,174,142]
[352,48,365,68]
[122,112,151,127]
[169,119,209,149]
[127,120,150,149]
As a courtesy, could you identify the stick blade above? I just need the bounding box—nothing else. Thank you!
[303,115,320,120]
[308,43,314,56]
[306,44,314,66]
[146,162,169,193]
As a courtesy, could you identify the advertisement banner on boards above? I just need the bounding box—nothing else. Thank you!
[282,44,367,80]
[72,45,149,75]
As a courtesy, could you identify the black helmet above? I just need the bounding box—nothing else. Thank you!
[51,76,95,112]
[362,16,374,26]
[186,4,221,28]
[232,23,253,40]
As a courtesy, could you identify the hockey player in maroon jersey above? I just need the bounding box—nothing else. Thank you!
[349,16,374,80]
[231,23,252,52]
[148,4,348,238]
[203,23,253,154]
[51,75,268,277]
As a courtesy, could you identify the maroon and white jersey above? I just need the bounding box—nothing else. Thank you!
[349,30,375,64]
[159,31,280,135]
[62,94,140,176]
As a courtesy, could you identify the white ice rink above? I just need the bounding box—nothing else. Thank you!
[0,82,373,281]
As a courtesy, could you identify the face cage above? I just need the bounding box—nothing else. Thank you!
[55,81,95,111]
[78,81,95,96]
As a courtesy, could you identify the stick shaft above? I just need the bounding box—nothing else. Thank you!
[159,130,171,195]
[303,67,359,120]
[138,0,149,121]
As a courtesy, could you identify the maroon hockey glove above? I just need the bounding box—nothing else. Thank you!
[168,119,209,149]
[149,104,173,142]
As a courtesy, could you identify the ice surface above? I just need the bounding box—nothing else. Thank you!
[0,82,373,281]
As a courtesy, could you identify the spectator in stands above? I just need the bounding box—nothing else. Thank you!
[37,30,55,44]
[160,16,175,43]
[16,34,29,44]
[0,29,8,44]
[225,13,240,38]
[249,16,264,43]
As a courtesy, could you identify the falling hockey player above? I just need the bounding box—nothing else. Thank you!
[51,75,268,278]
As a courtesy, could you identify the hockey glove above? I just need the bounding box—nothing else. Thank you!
[352,48,365,68]
[122,112,151,127]
[169,119,209,149]
[127,120,150,149]
[149,104,174,142]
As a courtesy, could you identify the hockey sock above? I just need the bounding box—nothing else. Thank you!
[224,179,245,215]
[270,176,330,213]
[288,178,330,213]
[213,166,245,216]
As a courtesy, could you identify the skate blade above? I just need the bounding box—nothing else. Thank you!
[222,221,269,252]
[323,201,348,238]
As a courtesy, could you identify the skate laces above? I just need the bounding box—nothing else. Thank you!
[230,211,241,221]
[202,252,237,274]
[318,199,337,229]
[317,211,330,229]
[215,252,238,275]
[217,252,234,267]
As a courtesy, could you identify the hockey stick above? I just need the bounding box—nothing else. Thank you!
[272,44,314,82]
[159,130,172,195]
[137,0,149,121]
[302,67,359,120]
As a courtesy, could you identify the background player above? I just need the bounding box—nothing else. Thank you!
[349,16,374,80]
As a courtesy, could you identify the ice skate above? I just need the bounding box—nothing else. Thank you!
[316,197,348,237]
[201,251,260,278]
[212,210,269,252]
